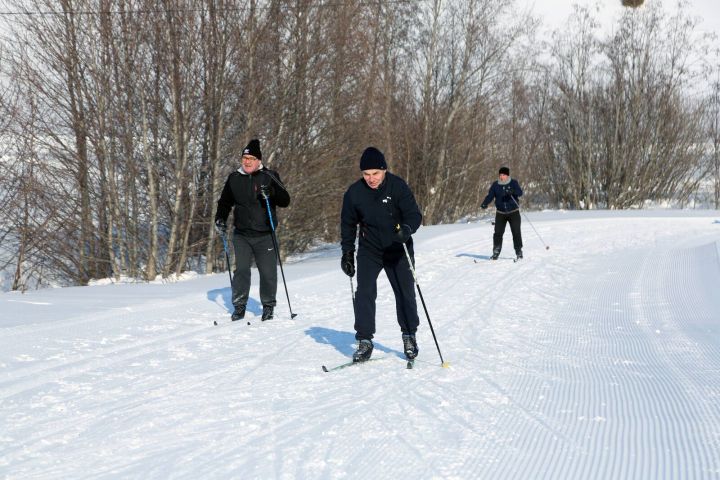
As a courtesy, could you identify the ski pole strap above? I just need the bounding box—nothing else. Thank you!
[261,169,289,192]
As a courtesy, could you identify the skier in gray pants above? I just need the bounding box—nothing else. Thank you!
[215,139,291,321]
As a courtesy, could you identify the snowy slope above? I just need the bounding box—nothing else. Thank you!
[1,211,720,479]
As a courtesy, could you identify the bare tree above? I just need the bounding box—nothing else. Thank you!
[542,5,602,208]
[599,3,709,208]
[709,72,720,209]
[0,0,716,291]
[535,1,709,209]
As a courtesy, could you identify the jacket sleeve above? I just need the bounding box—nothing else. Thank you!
[481,183,496,207]
[215,176,234,222]
[513,179,523,198]
[397,180,422,233]
[340,189,359,253]
[264,170,290,208]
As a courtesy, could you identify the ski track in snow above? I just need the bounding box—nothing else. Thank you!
[1,212,720,479]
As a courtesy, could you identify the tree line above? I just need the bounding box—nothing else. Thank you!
[0,0,717,291]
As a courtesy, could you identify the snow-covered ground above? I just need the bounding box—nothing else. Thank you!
[2,210,720,479]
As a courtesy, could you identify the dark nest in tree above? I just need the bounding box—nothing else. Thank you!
[621,0,644,7]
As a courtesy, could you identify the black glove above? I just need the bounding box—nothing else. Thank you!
[481,204,488,210]
[341,251,355,277]
[394,224,412,243]
[215,218,227,235]
[258,183,272,200]
[504,185,514,195]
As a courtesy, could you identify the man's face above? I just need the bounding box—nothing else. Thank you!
[242,154,261,173]
[499,173,509,181]
[362,169,386,189]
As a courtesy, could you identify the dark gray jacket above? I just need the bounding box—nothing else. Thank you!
[215,167,290,236]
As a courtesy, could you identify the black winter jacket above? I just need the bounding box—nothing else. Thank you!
[341,172,422,255]
[215,167,290,236]
[481,178,523,213]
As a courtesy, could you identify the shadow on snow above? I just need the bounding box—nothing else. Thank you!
[305,326,404,358]
[456,252,491,261]
[206,287,262,316]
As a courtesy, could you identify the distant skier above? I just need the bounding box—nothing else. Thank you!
[481,166,524,260]
[214,139,291,322]
[340,147,423,362]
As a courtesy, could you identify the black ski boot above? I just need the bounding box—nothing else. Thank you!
[261,305,274,321]
[231,305,246,321]
[491,248,501,260]
[515,248,523,259]
[402,334,418,360]
[353,339,374,362]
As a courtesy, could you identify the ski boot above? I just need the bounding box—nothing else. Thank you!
[402,334,418,360]
[491,248,501,260]
[353,339,374,362]
[515,248,523,260]
[261,305,274,321]
[231,305,246,321]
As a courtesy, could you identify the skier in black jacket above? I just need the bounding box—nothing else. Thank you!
[340,147,423,362]
[481,166,523,260]
[215,139,291,322]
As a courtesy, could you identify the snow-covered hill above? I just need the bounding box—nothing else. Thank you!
[2,210,720,479]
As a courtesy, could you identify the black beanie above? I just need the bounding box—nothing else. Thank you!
[359,147,387,171]
[243,139,262,160]
[499,166,510,175]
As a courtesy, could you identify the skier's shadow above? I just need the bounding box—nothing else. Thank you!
[306,326,403,358]
[456,252,490,261]
[207,287,262,316]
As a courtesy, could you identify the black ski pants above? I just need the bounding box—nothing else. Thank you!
[231,232,278,308]
[494,210,523,253]
[354,247,419,341]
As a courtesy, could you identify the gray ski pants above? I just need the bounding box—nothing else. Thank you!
[231,232,278,308]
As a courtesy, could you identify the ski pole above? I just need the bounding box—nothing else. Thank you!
[349,276,356,310]
[215,229,234,326]
[511,196,550,250]
[262,191,298,319]
[401,242,449,368]
[478,210,493,223]
[219,230,233,286]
